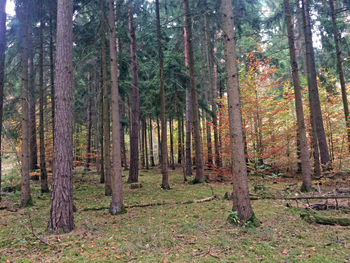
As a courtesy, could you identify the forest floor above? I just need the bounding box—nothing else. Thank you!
[1,164,350,262]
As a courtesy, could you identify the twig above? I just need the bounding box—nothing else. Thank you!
[24,212,51,246]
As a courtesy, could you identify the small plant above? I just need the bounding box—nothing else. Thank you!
[228,210,240,225]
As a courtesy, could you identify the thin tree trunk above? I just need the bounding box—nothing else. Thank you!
[177,116,182,164]
[101,0,111,195]
[184,0,205,182]
[329,0,350,151]
[170,119,175,170]
[302,0,330,168]
[0,0,6,201]
[121,99,128,169]
[156,0,169,189]
[149,118,155,167]
[39,1,49,193]
[183,16,192,179]
[157,118,161,164]
[221,0,256,225]
[284,0,312,191]
[48,0,74,233]
[213,41,221,168]
[98,60,104,182]
[84,72,92,171]
[127,1,140,183]
[18,2,31,208]
[107,0,123,214]
[144,119,149,170]
[49,15,55,146]
[140,123,145,168]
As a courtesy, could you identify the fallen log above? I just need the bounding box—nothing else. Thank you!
[278,195,350,200]
[81,195,217,211]
[300,212,350,226]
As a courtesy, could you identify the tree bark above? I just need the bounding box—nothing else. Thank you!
[0,0,5,201]
[49,15,55,147]
[39,0,49,193]
[101,0,112,195]
[177,116,182,164]
[221,0,256,225]
[84,72,92,171]
[18,1,31,208]
[98,59,105,182]
[302,0,331,168]
[144,119,149,170]
[149,118,155,167]
[127,1,140,183]
[107,0,124,214]
[121,99,128,169]
[184,0,205,182]
[156,0,169,189]
[284,0,313,191]
[48,0,74,233]
[329,0,350,151]
[170,119,175,170]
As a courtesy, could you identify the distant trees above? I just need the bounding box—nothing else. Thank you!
[0,0,5,201]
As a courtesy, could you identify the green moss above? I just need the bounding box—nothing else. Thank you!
[300,183,313,192]
[189,178,206,185]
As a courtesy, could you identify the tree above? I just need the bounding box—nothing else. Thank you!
[156,0,169,189]
[39,0,49,193]
[221,0,257,225]
[183,0,205,183]
[0,0,5,201]
[302,0,330,168]
[17,0,32,208]
[284,0,312,191]
[127,0,140,183]
[107,0,123,214]
[329,0,350,151]
[48,0,74,233]
[84,71,92,171]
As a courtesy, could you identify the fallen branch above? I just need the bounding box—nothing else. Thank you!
[276,195,350,200]
[300,212,350,226]
[23,212,51,246]
[81,195,217,211]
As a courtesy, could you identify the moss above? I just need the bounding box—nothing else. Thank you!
[300,211,350,226]
[300,183,313,193]
[189,178,206,185]
[23,197,34,208]
[245,213,261,228]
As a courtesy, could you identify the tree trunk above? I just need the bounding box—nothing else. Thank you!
[184,0,205,182]
[18,2,31,208]
[156,0,169,189]
[49,14,55,147]
[39,1,49,193]
[221,0,256,225]
[140,123,145,168]
[329,0,350,152]
[107,0,123,214]
[144,119,149,170]
[284,0,313,191]
[48,0,74,233]
[149,118,155,167]
[213,41,221,168]
[302,0,330,168]
[98,59,104,183]
[121,99,128,169]
[157,118,161,164]
[170,119,175,170]
[84,72,92,171]
[101,0,111,195]
[0,0,6,201]
[127,1,140,183]
[177,116,182,164]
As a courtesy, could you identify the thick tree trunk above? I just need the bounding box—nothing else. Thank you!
[0,0,6,201]
[107,0,123,214]
[18,2,31,208]
[329,0,350,151]
[39,1,49,193]
[184,0,205,182]
[221,0,256,225]
[284,0,313,191]
[183,17,192,179]
[302,0,330,168]
[149,118,155,167]
[84,72,92,171]
[101,1,112,195]
[156,0,169,189]
[127,2,140,183]
[48,0,74,233]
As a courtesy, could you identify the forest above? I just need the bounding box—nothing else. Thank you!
[0,0,350,262]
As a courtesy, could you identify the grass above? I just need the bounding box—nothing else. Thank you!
[1,167,350,262]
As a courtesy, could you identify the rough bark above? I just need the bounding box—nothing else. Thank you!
[18,2,31,208]
[127,1,140,183]
[39,1,49,193]
[156,0,169,189]
[184,0,205,182]
[221,0,256,225]
[329,0,350,151]
[101,0,112,195]
[302,0,331,168]
[184,16,192,178]
[84,72,92,171]
[284,0,313,191]
[48,0,74,233]
[0,0,6,201]
[107,0,123,214]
